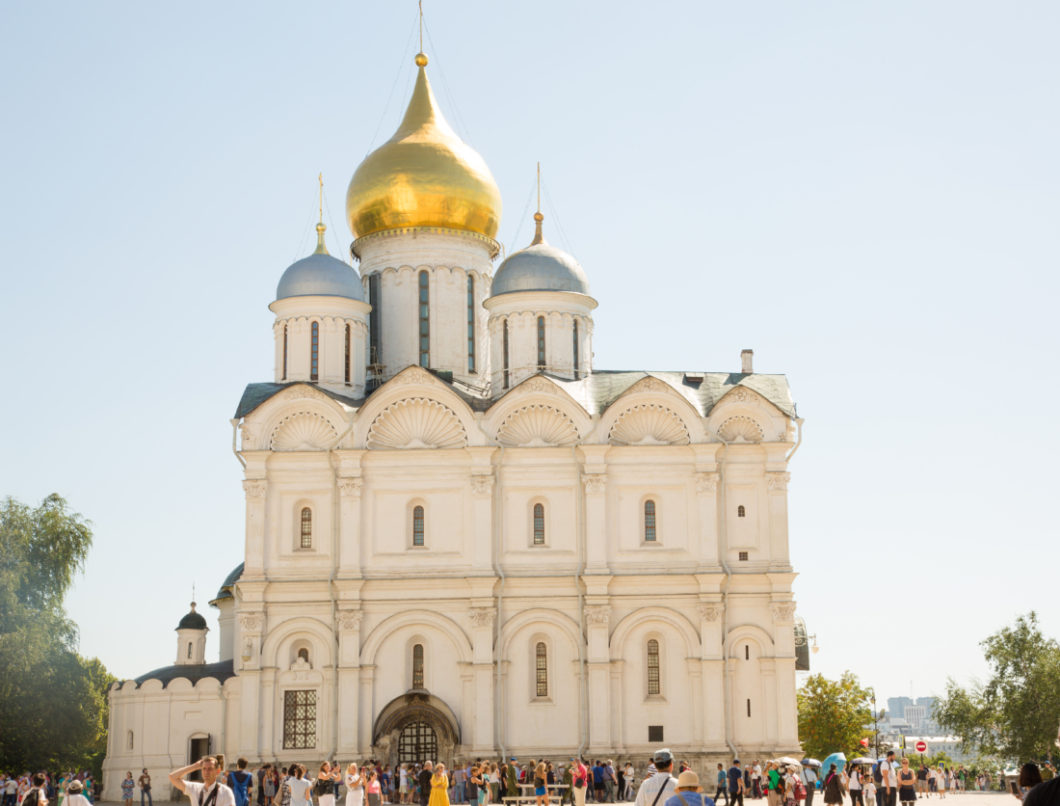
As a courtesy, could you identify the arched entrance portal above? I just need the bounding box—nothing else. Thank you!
[373,690,461,767]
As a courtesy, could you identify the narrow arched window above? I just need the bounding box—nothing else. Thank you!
[738,505,746,518]
[467,276,476,373]
[128,730,134,750]
[745,645,750,660]
[412,643,424,689]
[747,698,752,717]
[573,319,579,377]
[344,323,351,384]
[368,274,381,365]
[187,642,192,659]
[535,642,548,697]
[644,499,657,542]
[647,639,661,695]
[310,321,319,381]
[418,271,430,368]
[537,316,546,370]
[412,505,425,547]
[300,507,312,548]
[282,323,288,381]
[297,648,310,663]
[533,503,545,545]
[502,319,510,389]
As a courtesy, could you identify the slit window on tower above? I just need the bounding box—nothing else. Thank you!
[368,274,381,364]
[535,642,548,697]
[533,503,545,545]
[412,505,425,547]
[467,275,476,373]
[282,323,288,380]
[300,507,312,549]
[412,643,424,689]
[503,319,510,389]
[310,322,319,381]
[418,271,430,368]
[647,638,661,695]
[344,323,351,384]
[537,316,546,370]
[573,319,579,377]
[644,499,657,542]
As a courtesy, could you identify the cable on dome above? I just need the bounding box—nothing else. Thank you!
[423,19,474,143]
[365,17,419,154]
[505,181,537,253]
[543,179,579,257]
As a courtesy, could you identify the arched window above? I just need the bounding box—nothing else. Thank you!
[535,642,548,697]
[412,643,424,689]
[310,321,319,381]
[418,271,430,368]
[573,319,579,377]
[537,316,546,370]
[644,499,657,542]
[300,507,312,548]
[412,505,425,547]
[344,323,351,384]
[647,638,661,696]
[187,642,192,659]
[533,503,545,546]
[467,276,476,373]
[502,319,510,389]
[747,698,752,717]
[368,274,381,365]
[297,647,310,663]
[738,505,746,518]
[128,730,134,750]
[282,323,288,381]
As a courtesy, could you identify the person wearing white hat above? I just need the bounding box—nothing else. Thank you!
[665,771,713,806]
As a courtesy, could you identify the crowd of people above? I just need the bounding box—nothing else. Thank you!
[1,771,102,806]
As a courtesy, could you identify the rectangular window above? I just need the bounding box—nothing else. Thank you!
[647,638,660,696]
[644,500,656,542]
[368,274,381,365]
[418,272,430,368]
[738,551,749,561]
[533,503,545,546]
[282,689,317,750]
[467,276,476,373]
[537,316,546,370]
[310,321,319,381]
[344,324,351,384]
[535,642,548,697]
[412,506,425,547]
[502,320,510,389]
[282,324,288,381]
[648,725,664,742]
[412,644,424,689]
[572,320,579,378]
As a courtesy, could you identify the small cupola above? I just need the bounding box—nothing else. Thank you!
[175,601,209,666]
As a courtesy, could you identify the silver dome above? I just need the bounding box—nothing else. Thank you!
[491,242,590,297]
[276,253,365,301]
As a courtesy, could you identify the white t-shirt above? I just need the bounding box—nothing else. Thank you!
[879,762,894,789]
[849,771,861,791]
[287,778,312,805]
[183,781,236,806]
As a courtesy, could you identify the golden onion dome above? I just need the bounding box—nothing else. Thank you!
[346,53,502,242]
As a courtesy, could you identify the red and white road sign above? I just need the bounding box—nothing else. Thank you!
[915,741,928,753]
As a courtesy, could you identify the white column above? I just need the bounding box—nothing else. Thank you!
[337,610,363,756]
[243,478,267,576]
[695,472,720,566]
[338,477,363,576]
[585,604,611,752]
[698,602,725,746]
[358,665,376,757]
[767,472,791,565]
[469,606,496,752]
[582,472,608,574]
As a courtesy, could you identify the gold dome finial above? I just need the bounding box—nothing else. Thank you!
[531,163,545,245]
[314,173,329,255]
[415,1,428,66]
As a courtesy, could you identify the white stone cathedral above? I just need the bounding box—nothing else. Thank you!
[104,47,803,799]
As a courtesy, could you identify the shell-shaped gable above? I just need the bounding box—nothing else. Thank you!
[496,404,580,447]
[270,411,339,451]
[717,414,764,443]
[366,398,468,450]
[608,403,690,446]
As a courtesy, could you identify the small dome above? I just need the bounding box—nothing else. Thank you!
[176,602,207,631]
[211,562,244,604]
[276,241,364,302]
[346,54,502,241]
[492,217,590,297]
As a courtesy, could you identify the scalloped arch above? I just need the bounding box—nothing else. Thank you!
[717,415,764,443]
[496,404,580,447]
[366,398,467,450]
[270,411,338,451]
[608,403,690,446]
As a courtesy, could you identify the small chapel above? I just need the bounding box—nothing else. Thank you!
[103,41,804,799]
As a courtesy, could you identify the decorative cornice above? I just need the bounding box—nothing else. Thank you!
[352,226,500,260]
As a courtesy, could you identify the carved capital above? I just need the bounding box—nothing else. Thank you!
[697,603,724,622]
[771,602,797,623]
[695,472,719,494]
[767,472,791,492]
[240,613,264,633]
[243,479,267,499]
[582,473,607,495]
[338,610,363,631]
[469,607,495,628]
[338,477,363,497]
[585,605,611,627]
[470,474,494,495]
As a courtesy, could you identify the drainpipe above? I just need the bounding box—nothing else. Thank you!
[572,445,589,759]
[493,446,507,760]
[716,435,740,760]
[785,418,804,463]
[230,419,247,468]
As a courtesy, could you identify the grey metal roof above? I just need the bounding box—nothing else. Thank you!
[276,253,365,301]
[210,562,244,605]
[131,659,235,688]
[177,608,207,630]
[235,382,364,419]
[491,242,591,297]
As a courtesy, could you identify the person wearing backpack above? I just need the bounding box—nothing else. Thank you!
[229,760,254,806]
[21,776,46,806]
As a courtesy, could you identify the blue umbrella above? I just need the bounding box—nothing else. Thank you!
[821,753,847,775]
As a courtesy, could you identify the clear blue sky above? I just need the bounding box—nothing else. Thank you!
[2,1,1058,706]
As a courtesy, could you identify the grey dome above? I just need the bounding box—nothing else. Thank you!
[491,241,590,297]
[177,603,207,631]
[276,252,364,301]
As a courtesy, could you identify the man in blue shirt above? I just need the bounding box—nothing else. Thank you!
[728,762,744,806]
[665,771,714,806]
[228,759,253,806]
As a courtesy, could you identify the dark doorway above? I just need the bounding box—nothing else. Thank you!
[397,721,437,764]
[188,736,210,781]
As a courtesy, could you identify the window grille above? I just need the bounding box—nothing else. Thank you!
[310,322,319,381]
[533,503,545,545]
[537,316,546,370]
[412,644,424,689]
[467,276,475,373]
[644,500,657,542]
[300,508,312,548]
[282,689,317,749]
[647,639,660,695]
[418,272,430,368]
[344,323,351,384]
[535,642,548,697]
[412,505,424,547]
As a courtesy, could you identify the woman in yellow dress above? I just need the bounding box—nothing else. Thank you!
[428,765,450,806]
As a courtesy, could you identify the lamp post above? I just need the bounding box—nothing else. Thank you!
[870,690,880,759]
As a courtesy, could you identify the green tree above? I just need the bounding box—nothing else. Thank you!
[798,671,873,760]
[0,494,115,773]
[935,612,1060,763]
